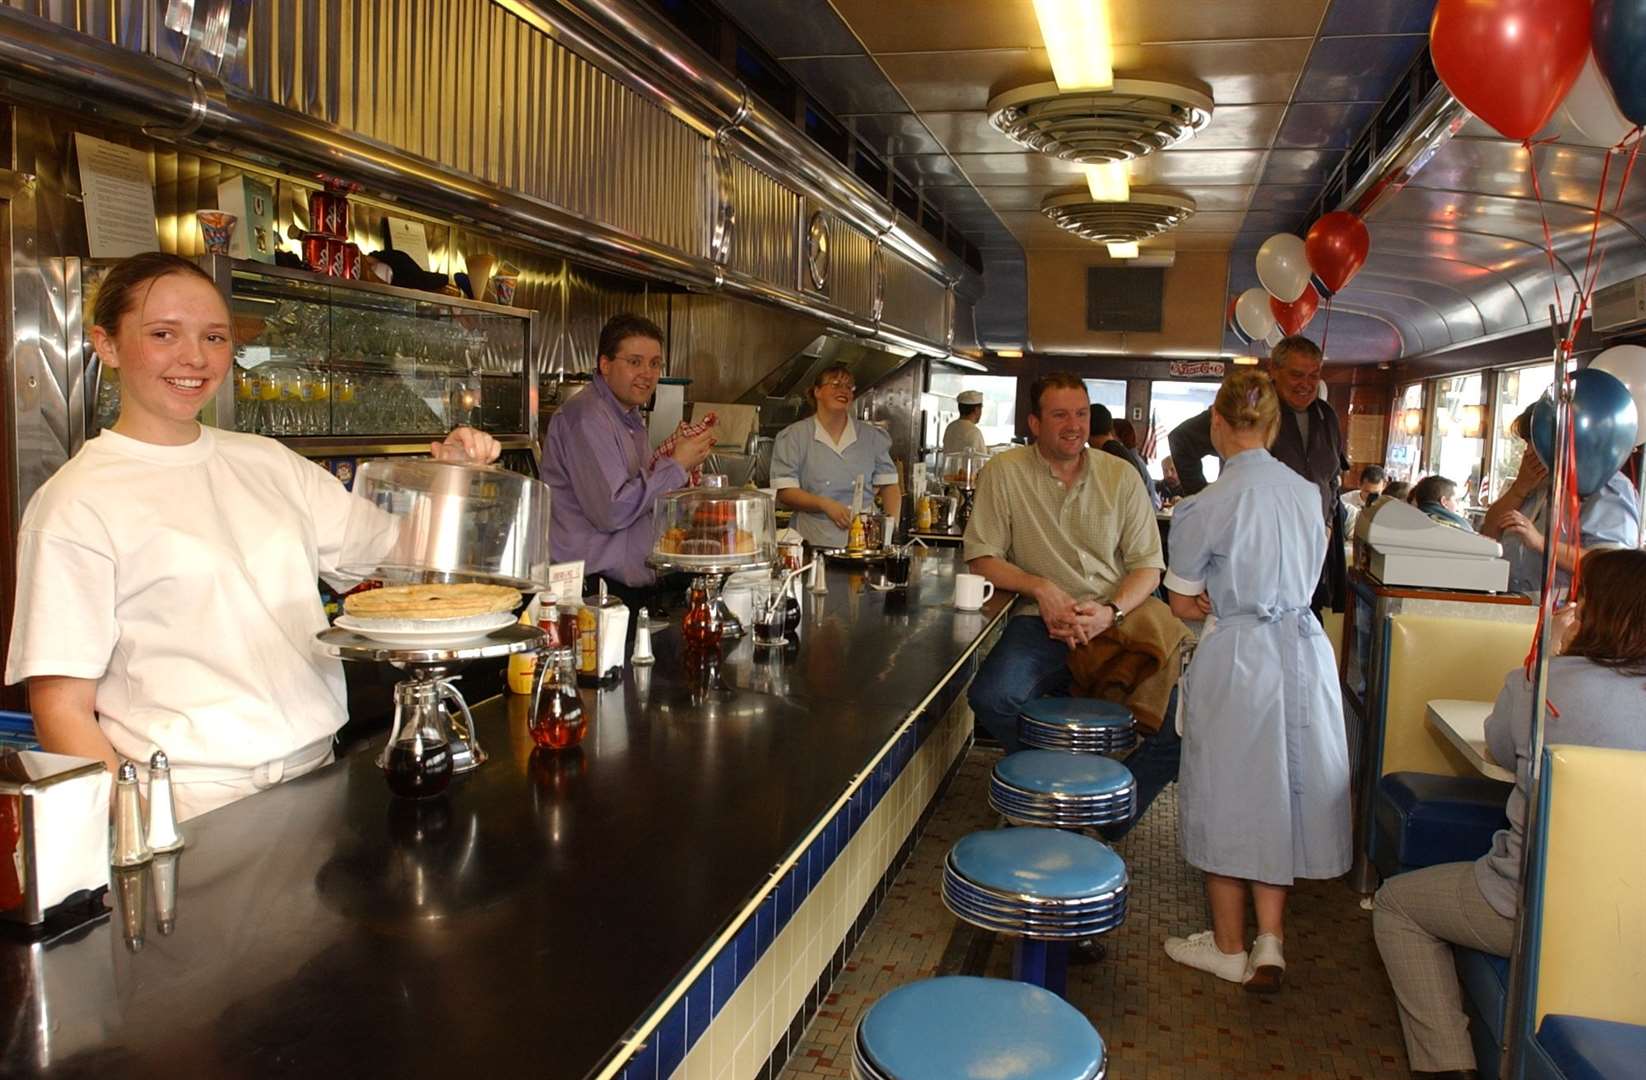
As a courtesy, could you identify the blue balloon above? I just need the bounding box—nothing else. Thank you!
[1593,0,1646,125]
[1530,368,1640,497]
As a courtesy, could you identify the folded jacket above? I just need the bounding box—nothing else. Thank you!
[1067,596,1189,734]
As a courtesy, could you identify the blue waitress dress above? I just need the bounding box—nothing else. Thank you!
[1163,447,1352,885]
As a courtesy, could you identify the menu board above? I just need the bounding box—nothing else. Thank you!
[75,133,158,259]
[1347,412,1386,464]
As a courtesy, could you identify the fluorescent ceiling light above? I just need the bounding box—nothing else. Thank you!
[1232,355,1260,366]
[1106,242,1139,259]
[995,349,1024,359]
[1084,161,1129,202]
[1033,0,1114,92]
[941,355,989,372]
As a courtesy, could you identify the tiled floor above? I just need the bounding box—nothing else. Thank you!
[779,749,1412,1080]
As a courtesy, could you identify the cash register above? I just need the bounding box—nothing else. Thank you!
[1353,497,1510,593]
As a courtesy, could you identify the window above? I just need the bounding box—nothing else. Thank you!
[1386,382,1424,484]
[1425,373,1487,506]
[1083,379,1128,419]
[1488,362,1556,503]
[1149,380,1222,483]
[926,372,1017,448]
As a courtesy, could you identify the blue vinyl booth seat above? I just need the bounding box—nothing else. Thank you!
[854,976,1107,1080]
[1533,1016,1646,1080]
[1370,771,1512,881]
[1456,949,1511,1079]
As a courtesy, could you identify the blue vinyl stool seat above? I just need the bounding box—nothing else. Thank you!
[1371,772,1512,880]
[1017,698,1135,755]
[990,750,1136,829]
[942,827,1128,996]
[1534,1015,1646,1080]
[854,976,1106,1080]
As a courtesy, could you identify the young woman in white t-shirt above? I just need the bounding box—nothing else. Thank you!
[5,252,499,820]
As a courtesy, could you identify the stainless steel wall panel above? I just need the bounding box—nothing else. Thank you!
[828,213,875,320]
[1,0,151,49]
[671,291,827,406]
[728,155,800,291]
[880,251,947,344]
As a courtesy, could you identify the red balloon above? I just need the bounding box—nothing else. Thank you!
[1430,0,1591,141]
[1270,286,1319,337]
[1305,212,1370,297]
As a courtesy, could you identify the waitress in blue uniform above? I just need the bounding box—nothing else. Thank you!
[1159,370,1352,993]
[770,363,902,548]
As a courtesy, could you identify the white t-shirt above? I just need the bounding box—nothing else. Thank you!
[942,417,987,455]
[6,426,362,771]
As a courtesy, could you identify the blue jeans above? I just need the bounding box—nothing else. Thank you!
[1101,686,1181,841]
[968,616,1074,753]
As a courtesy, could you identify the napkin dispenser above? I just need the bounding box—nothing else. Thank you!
[0,750,112,925]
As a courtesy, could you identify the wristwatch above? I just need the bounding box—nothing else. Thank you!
[1104,601,1127,627]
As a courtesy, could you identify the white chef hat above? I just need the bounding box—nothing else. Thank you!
[957,390,984,406]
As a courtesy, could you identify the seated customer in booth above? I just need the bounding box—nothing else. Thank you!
[541,314,717,611]
[1409,475,1475,532]
[770,363,902,548]
[1342,464,1388,535]
[1372,549,1646,1080]
[1161,370,1351,992]
[962,372,1164,752]
[4,252,501,822]
[1481,407,1639,598]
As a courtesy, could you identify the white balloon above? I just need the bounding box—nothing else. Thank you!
[1265,326,1284,349]
[1558,51,1634,148]
[1235,287,1277,343]
[1256,233,1311,303]
[1591,344,1646,446]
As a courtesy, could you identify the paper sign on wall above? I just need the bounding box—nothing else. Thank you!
[387,216,432,269]
[548,561,585,604]
[75,133,158,259]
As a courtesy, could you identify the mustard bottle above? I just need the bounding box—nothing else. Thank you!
[847,513,866,551]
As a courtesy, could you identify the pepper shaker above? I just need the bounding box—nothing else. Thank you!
[112,762,152,868]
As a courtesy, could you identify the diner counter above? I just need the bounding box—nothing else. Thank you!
[0,551,1011,1080]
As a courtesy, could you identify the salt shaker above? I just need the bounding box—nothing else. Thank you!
[145,751,185,853]
[111,762,152,868]
[808,558,829,595]
[632,608,656,666]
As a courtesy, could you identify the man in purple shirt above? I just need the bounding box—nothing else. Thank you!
[541,314,716,609]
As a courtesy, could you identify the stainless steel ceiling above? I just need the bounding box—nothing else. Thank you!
[719,0,1646,367]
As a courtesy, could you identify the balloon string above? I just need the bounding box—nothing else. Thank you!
[1320,295,1333,351]
[1524,137,1568,327]
[1524,368,1587,681]
[1557,128,1645,355]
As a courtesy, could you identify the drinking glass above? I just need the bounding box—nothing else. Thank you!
[751,583,787,647]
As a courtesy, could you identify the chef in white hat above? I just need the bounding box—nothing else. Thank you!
[942,389,989,454]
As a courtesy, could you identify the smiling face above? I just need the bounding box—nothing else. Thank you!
[92,271,233,446]
[1269,346,1323,411]
[811,369,856,418]
[597,333,665,410]
[1028,385,1091,466]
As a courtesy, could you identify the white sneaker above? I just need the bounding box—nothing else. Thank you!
[1164,930,1248,983]
[1243,932,1286,993]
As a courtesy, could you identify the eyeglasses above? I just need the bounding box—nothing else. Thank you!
[612,353,663,369]
[819,378,856,392]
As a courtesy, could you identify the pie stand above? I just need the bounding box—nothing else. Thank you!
[314,456,552,775]
[647,488,777,643]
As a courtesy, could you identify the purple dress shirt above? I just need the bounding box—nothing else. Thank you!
[542,376,687,586]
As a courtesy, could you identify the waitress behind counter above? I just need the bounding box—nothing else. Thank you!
[770,363,902,547]
[3,252,501,821]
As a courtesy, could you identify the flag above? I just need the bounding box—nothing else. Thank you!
[1140,410,1159,461]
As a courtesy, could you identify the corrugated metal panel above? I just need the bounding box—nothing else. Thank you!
[229,0,710,260]
[1,0,151,48]
[728,155,799,290]
[672,292,826,405]
[829,214,876,320]
[881,251,948,343]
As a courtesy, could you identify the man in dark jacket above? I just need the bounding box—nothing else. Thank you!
[1165,337,1349,609]
[1090,404,1158,507]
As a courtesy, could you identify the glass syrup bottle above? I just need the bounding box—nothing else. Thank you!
[529,648,587,751]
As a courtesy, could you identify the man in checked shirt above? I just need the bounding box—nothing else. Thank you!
[541,314,717,612]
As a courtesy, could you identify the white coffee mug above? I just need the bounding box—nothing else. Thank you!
[954,573,995,611]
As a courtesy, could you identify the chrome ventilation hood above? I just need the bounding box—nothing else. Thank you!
[737,334,925,435]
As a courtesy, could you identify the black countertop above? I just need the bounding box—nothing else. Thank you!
[0,552,1010,1079]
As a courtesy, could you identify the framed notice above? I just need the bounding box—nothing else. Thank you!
[74,133,158,259]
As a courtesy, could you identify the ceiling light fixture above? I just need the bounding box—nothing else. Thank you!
[1033,0,1114,92]
[1106,242,1139,259]
[988,77,1213,165]
[1232,355,1260,366]
[995,349,1024,359]
[1085,160,1129,202]
[1041,188,1196,246]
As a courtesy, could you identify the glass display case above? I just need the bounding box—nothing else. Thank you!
[90,257,535,451]
[650,488,777,570]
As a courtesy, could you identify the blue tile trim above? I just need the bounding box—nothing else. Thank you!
[611,694,957,1078]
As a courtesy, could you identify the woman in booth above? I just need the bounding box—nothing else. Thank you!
[1373,548,1646,1080]
[4,252,499,820]
[1161,370,1352,991]
[770,362,902,548]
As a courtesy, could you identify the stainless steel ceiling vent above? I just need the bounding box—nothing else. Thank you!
[1040,189,1197,244]
[987,79,1214,163]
